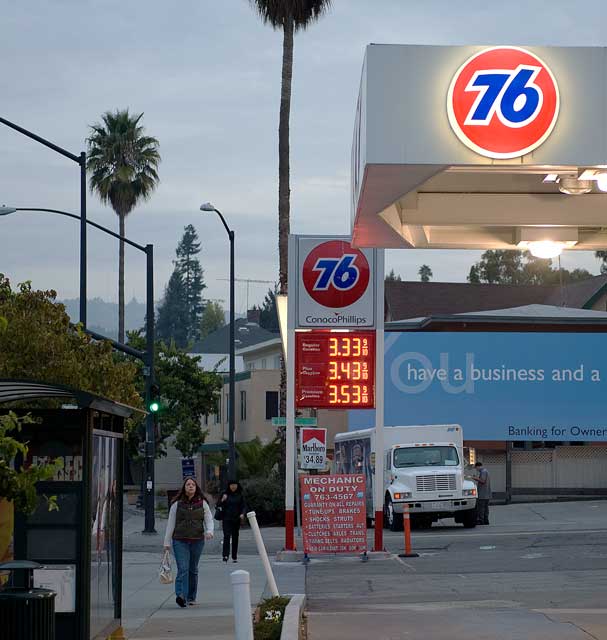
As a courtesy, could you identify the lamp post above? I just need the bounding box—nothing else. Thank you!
[0,117,87,327]
[200,202,236,479]
[0,205,157,533]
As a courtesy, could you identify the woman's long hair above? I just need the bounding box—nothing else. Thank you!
[172,477,206,504]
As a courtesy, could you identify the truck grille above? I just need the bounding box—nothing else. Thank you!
[416,474,457,492]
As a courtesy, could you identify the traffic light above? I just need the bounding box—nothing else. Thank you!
[148,382,161,413]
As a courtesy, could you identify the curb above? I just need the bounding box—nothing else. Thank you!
[276,550,305,563]
[280,594,306,640]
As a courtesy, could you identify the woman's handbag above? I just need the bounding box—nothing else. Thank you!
[214,502,224,521]
[159,549,173,584]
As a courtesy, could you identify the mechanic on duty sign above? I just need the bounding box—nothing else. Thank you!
[447,46,560,159]
[300,474,367,554]
[294,236,376,328]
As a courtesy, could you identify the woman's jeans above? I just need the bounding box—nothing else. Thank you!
[172,539,205,601]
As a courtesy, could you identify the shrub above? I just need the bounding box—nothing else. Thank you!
[254,596,290,640]
[242,473,285,526]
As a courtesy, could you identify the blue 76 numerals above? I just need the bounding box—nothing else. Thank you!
[465,65,542,126]
[312,255,359,291]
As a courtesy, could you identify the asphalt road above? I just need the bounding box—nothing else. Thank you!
[305,500,607,639]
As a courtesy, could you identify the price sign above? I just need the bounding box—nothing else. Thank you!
[295,331,375,409]
[300,427,327,470]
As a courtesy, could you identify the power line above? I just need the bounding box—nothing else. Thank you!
[217,277,274,311]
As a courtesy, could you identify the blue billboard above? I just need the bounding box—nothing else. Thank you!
[349,332,607,441]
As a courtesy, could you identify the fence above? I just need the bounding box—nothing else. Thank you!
[478,446,607,499]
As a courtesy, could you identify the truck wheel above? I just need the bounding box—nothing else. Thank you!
[386,498,403,531]
[462,508,477,528]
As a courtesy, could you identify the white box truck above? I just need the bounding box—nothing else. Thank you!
[334,425,477,530]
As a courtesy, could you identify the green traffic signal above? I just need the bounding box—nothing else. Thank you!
[149,401,160,413]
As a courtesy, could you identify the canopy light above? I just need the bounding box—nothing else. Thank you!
[597,173,607,192]
[526,241,566,259]
[558,177,593,195]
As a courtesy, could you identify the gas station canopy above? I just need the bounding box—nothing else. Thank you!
[351,44,607,254]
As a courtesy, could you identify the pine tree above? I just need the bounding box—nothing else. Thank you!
[176,225,206,343]
[259,287,279,332]
[156,269,188,347]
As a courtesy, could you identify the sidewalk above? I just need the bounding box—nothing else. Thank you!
[121,507,304,639]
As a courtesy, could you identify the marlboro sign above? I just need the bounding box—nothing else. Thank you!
[300,427,327,470]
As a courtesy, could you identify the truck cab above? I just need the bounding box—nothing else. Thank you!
[384,441,477,530]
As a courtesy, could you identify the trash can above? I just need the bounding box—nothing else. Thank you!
[0,560,56,640]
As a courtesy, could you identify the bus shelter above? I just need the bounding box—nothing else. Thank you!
[0,380,144,640]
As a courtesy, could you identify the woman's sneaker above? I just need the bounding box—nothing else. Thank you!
[188,600,197,606]
[176,596,186,608]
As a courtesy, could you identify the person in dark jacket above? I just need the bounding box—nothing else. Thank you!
[220,480,247,563]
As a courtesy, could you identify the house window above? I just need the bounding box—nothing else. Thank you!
[261,358,267,370]
[248,362,255,371]
[274,356,282,369]
[265,391,279,420]
[204,414,208,426]
[240,390,247,421]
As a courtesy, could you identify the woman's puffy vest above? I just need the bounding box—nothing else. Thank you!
[173,499,205,539]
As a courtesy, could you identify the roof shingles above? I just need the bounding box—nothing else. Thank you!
[385,275,607,321]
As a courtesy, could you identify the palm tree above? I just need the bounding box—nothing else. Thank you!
[248,0,332,294]
[87,109,160,342]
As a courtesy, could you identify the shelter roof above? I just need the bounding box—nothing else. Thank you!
[0,379,144,418]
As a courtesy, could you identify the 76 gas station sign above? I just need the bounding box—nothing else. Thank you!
[296,237,377,328]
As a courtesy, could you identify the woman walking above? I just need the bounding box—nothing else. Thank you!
[164,478,214,608]
[219,480,247,563]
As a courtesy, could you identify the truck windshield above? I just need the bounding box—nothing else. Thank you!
[393,446,459,468]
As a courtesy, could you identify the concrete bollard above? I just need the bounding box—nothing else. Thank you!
[231,570,254,640]
[247,511,280,597]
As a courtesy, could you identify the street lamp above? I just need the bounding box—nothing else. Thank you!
[0,205,157,533]
[0,117,87,327]
[200,202,236,479]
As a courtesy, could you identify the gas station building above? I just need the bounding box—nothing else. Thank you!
[348,44,607,501]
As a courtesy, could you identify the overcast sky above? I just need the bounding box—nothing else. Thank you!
[2,0,607,314]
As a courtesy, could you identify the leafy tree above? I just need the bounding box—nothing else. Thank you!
[0,277,140,513]
[468,250,594,285]
[0,276,141,409]
[248,0,332,294]
[467,250,524,284]
[127,332,222,458]
[156,269,189,347]
[200,301,225,340]
[88,109,160,343]
[0,412,62,515]
[595,251,607,274]
[236,437,281,479]
[176,225,206,343]
[385,269,402,282]
[418,265,433,282]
